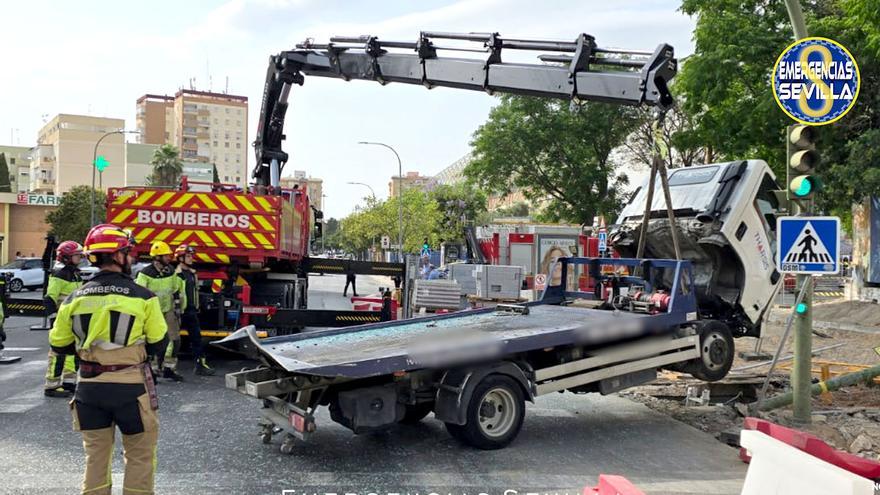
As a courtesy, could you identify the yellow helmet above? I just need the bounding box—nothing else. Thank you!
[149,241,172,257]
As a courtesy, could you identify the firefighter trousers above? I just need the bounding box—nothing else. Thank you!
[157,310,180,371]
[70,382,159,495]
[45,349,77,390]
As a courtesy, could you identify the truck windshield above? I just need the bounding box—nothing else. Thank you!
[753,173,781,251]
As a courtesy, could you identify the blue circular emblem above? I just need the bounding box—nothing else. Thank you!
[772,37,860,126]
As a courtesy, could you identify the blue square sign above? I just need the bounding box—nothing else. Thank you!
[776,216,840,274]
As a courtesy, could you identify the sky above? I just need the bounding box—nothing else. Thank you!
[0,0,696,219]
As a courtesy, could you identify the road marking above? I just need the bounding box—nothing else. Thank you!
[178,402,210,413]
[529,408,577,418]
[2,347,41,352]
[0,359,45,383]
[0,387,45,414]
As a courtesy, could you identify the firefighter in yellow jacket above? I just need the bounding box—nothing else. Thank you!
[44,240,84,397]
[135,241,185,381]
[49,224,168,495]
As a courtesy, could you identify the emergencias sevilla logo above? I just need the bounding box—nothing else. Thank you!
[772,37,860,126]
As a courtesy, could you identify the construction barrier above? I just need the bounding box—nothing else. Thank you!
[350,295,397,320]
[582,475,645,495]
[740,429,875,495]
[741,417,880,480]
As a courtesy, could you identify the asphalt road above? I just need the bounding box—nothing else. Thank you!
[0,274,747,495]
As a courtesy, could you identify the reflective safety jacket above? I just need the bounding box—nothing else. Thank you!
[135,263,183,313]
[44,264,83,314]
[175,265,199,312]
[49,271,167,358]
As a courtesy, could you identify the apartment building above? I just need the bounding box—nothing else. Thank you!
[136,89,248,188]
[0,145,31,193]
[31,114,126,195]
[389,171,432,197]
[280,170,323,210]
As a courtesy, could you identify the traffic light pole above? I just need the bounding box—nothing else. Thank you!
[784,0,812,424]
[793,273,813,423]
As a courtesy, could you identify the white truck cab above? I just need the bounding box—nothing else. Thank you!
[612,160,785,337]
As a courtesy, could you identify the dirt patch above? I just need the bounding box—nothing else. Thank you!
[623,376,880,462]
[807,300,880,329]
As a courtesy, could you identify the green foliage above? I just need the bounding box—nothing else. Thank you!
[212,164,220,184]
[0,153,10,193]
[428,182,487,241]
[146,144,183,187]
[676,0,880,216]
[465,95,641,224]
[676,0,793,171]
[339,189,445,254]
[493,202,531,219]
[46,186,106,243]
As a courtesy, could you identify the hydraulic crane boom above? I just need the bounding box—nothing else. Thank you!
[254,31,677,187]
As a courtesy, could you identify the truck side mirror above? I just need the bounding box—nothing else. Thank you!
[314,222,323,239]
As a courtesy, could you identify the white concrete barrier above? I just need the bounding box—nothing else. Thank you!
[740,429,875,495]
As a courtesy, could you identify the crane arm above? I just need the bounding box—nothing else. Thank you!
[253,31,677,187]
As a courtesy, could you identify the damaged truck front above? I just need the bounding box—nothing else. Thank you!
[611,160,785,338]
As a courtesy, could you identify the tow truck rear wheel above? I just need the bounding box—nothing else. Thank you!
[445,374,525,450]
[688,320,734,382]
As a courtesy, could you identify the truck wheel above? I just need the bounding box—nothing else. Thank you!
[445,374,525,450]
[689,320,734,382]
[399,403,433,424]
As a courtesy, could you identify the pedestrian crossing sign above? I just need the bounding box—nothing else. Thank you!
[776,216,840,274]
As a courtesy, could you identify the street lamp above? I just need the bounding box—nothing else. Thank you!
[346,181,376,200]
[347,182,378,257]
[91,130,140,226]
[358,141,403,261]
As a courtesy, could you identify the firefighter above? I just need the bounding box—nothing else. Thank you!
[43,240,84,397]
[174,244,214,375]
[343,261,358,297]
[49,223,168,495]
[135,240,185,382]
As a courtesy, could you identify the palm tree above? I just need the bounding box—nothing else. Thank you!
[147,144,183,187]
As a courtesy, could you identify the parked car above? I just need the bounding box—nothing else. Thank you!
[52,259,99,281]
[0,258,45,292]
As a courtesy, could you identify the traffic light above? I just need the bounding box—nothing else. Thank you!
[95,155,109,172]
[787,125,820,200]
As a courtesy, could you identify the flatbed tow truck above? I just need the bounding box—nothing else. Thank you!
[218,257,720,451]
[218,28,791,452]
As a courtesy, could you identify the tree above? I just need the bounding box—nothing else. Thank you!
[427,183,487,242]
[676,0,880,225]
[0,153,10,193]
[339,189,445,254]
[465,95,641,225]
[146,144,183,187]
[620,105,706,170]
[46,186,106,243]
[212,164,220,184]
[493,202,531,219]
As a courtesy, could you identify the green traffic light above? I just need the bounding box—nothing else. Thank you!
[793,178,812,197]
[795,302,808,314]
[790,175,820,198]
[95,155,109,172]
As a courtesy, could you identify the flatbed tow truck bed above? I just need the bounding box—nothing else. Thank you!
[221,304,674,378]
[217,258,731,453]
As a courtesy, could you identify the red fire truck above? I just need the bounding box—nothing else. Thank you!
[106,178,403,337]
